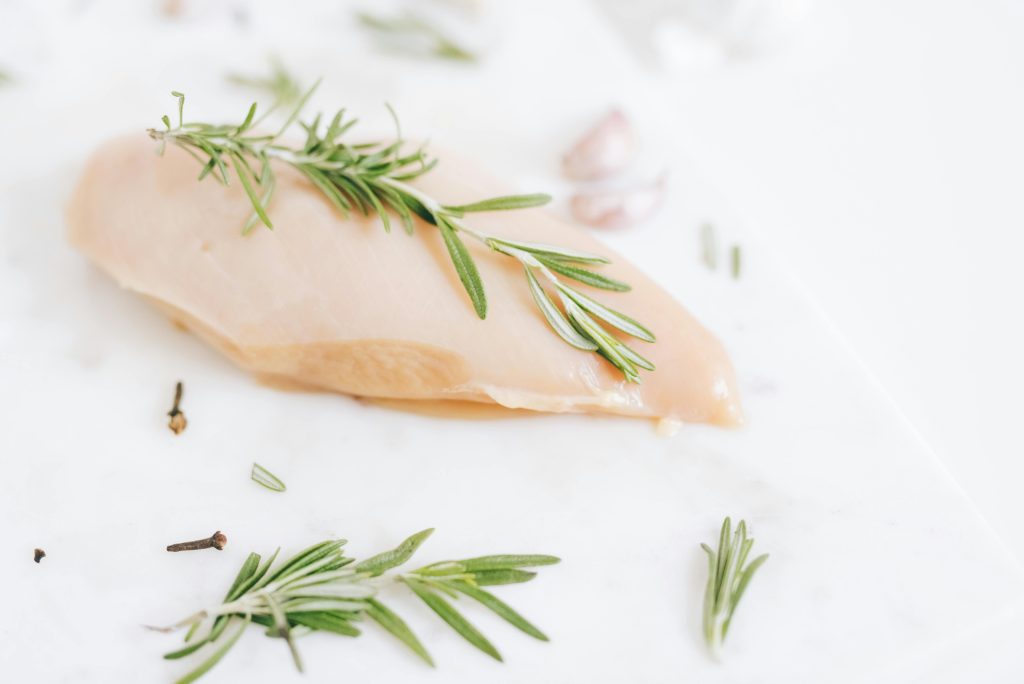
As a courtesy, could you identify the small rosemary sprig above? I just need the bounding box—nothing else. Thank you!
[148,89,656,381]
[357,11,477,62]
[154,529,558,682]
[227,58,303,109]
[700,517,769,655]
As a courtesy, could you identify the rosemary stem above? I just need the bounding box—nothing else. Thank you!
[379,177,492,241]
[149,610,209,633]
[377,176,438,212]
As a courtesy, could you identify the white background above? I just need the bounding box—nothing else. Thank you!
[629,0,1024,557]
[2,0,1023,681]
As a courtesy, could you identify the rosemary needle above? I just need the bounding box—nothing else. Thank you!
[700,223,718,271]
[251,463,286,492]
[155,529,559,682]
[700,517,768,655]
[148,88,657,381]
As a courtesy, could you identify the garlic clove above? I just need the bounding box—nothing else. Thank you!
[570,176,666,229]
[562,108,635,181]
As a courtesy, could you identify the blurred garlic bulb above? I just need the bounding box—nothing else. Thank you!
[562,109,635,181]
[570,176,666,229]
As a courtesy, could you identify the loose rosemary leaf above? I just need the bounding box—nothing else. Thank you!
[250,463,286,492]
[701,223,718,270]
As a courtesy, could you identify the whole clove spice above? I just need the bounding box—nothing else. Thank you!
[33,548,46,563]
[167,381,187,434]
[167,531,227,552]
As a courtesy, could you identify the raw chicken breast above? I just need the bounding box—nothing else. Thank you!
[67,135,741,426]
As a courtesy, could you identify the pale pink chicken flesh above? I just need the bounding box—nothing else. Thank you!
[67,135,742,426]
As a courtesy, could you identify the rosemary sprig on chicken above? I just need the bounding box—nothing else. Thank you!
[148,86,656,381]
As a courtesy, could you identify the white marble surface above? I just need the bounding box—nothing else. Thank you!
[622,0,1024,567]
[2,1,1022,682]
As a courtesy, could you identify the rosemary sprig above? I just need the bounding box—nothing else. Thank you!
[700,517,768,655]
[357,11,477,62]
[147,89,657,381]
[250,463,286,492]
[155,529,558,682]
[227,58,303,109]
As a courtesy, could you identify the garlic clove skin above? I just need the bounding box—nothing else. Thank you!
[570,176,666,229]
[562,109,635,181]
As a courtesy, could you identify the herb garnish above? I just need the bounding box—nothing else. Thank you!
[154,529,558,682]
[700,517,768,654]
[357,11,477,63]
[730,245,742,280]
[148,90,656,381]
[227,59,303,109]
[251,463,286,492]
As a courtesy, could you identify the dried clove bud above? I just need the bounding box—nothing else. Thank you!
[167,531,228,552]
[167,381,187,434]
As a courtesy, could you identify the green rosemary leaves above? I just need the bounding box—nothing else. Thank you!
[250,463,286,492]
[148,88,656,381]
[227,58,304,109]
[700,517,769,654]
[357,11,478,63]
[156,529,558,682]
